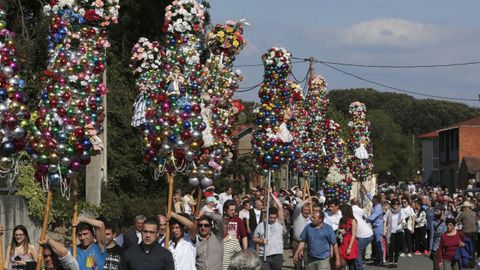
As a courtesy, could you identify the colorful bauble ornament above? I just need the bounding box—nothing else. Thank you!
[29,0,119,190]
[194,20,247,182]
[0,8,29,177]
[347,101,373,182]
[252,47,293,174]
[131,0,208,177]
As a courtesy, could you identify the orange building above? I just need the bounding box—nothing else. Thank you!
[420,116,480,190]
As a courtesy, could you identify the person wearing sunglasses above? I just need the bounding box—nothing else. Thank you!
[195,211,224,270]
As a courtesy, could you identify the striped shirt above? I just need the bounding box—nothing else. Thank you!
[223,235,241,270]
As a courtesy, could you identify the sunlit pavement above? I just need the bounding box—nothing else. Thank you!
[281,249,478,270]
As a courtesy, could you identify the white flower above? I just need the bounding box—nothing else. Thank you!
[96,8,104,17]
[43,5,52,14]
[173,19,187,32]
[109,6,119,18]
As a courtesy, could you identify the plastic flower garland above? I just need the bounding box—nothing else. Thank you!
[207,20,247,65]
[252,47,293,174]
[288,81,309,173]
[132,0,211,181]
[347,101,373,182]
[0,9,29,179]
[192,21,247,183]
[302,75,329,173]
[164,0,205,34]
[321,119,352,203]
[28,0,118,191]
[44,0,120,27]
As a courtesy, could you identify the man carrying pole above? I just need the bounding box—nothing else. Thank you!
[253,186,285,270]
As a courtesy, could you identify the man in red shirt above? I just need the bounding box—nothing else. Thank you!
[224,199,248,249]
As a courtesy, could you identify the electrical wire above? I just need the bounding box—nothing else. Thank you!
[233,60,305,68]
[236,82,262,93]
[292,57,480,69]
[291,69,309,84]
[319,62,479,102]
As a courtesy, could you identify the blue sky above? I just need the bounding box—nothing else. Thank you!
[209,0,480,107]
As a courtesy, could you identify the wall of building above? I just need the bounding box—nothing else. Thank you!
[0,195,41,257]
[421,139,434,183]
[237,133,253,157]
[459,126,480,161]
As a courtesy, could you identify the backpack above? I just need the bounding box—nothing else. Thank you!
[454,233,473,269]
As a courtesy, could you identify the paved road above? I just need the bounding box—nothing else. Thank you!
[282,249,478,269]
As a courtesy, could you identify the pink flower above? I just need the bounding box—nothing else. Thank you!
[94,0,104,8]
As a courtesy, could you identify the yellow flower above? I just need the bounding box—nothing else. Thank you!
[232,40,239,47]
[226,27,233,33]
[216,31,224,38]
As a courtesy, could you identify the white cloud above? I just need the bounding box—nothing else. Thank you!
[337,18,443,48]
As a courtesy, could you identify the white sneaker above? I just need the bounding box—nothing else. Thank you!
[407,253,413,257]
[399,253,406,257]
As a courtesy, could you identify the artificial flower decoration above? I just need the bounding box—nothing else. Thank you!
[347,101,373,182]
[0,8,29,178]
[131,1,246,188]
[208,20,247,65]
[252,47,293,174]
[29,0,118,190]
[131,0,210,186]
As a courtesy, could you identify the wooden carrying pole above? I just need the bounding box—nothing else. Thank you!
[0,224,3,269]
[165,173,174,249]
[194,186,203,217]
[0,230,3,270]
[263,170,272,262]
[35,190,53,270]
[72,176,79,258]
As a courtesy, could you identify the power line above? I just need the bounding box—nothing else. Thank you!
[292,57,480,69]
[291,69,309,84]
[233,60,305,68]
[236,82,261,93]
[319,62,479,102]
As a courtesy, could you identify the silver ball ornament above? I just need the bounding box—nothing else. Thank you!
[188,177,200,186]
[201,177,213,188]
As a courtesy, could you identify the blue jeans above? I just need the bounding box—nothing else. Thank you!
[355,236,372,270]
[373,227,384,263]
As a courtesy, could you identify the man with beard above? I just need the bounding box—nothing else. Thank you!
[430,204,447,270]
[195,211,224,270]
[104,222,123,270]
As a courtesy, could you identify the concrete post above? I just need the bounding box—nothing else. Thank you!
[85,70,108,206]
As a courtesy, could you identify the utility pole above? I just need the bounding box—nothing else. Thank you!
[308,57,315,81]
[85,68,108,206]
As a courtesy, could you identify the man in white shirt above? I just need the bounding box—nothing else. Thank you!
[351,198,373,270]
[293,202,311,270]
[218,186,233,212]
[253,190,285,270]
[400,198,416,257]
[324,199,342,231]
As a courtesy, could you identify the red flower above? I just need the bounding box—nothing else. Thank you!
[50,0,58,6]
[84,10,101,22]
[162,20,169,33]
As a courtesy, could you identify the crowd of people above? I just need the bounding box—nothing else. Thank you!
[1,181,479,270]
